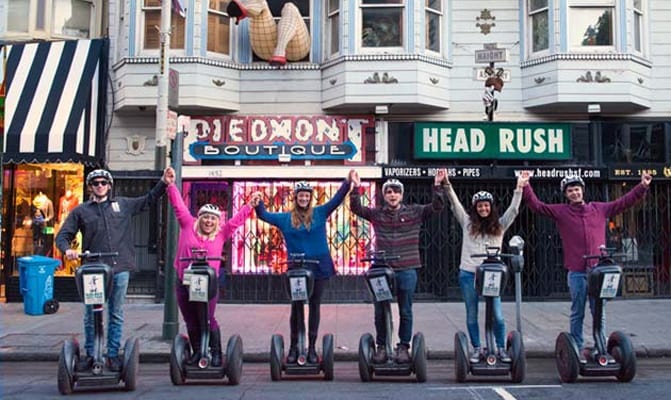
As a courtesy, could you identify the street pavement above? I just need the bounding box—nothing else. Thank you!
[1,299,669,362]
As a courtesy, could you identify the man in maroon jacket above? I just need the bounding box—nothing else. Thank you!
[522,171,652,361]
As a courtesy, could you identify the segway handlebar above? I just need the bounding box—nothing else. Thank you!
[361,251,401,265]
[78,251,119,259]
[583,245,626,262]
[179,248,224,263]
[282,253,320,269]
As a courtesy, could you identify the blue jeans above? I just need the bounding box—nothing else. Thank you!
[459,270,506,349]
[568,271,605,351]
[83,271,129,358]
[375,269,417,347]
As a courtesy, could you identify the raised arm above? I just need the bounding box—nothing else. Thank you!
[220,192,262,239]
[421,168,447,220]
[500,175,526,230]
[254,199,285,226]
[167,183,196,228]
[126,167,170,215]
[603,174,650,217]
[349,170,375,220]
[319,174,352,216]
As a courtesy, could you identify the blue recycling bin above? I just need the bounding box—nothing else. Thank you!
[18,255,61,315]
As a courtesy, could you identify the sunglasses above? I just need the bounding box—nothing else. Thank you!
[91,180,109,187]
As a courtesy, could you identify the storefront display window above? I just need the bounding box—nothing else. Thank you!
[229,181,377,276]
[8,163,84,277]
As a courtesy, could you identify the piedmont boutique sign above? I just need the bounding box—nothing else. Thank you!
[415,122,572,160]
[183,115,373,164]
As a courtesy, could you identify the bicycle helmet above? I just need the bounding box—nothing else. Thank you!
[560,175,585,192]
[86,169,113,186]
[472,191,494,205]
[198,204,221,218]
[294,181,313,194]
[382,179,404,194]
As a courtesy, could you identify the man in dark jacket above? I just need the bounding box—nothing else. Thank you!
[523,171,651,362]
[55,168,169,372]
[350,169,446,364]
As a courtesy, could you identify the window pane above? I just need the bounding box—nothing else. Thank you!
[144,11,161,49]
[362,0,403,4]
[633,0,642,10]
[362,8,402,47]
[570,8,613,47]
[208,13,230,54]
[426,11,440,52]
[329,0,339,14]
[426,0,441,12]
[36,0,46,30]
[268,0,310,17]
[171,13,185,49]
[532,10,549,52]
[53,0,92,38]
[634,12,642,51]
[8,0,29,32]
[602,123,665,163]
[330,14,340,54]
[529,0,547,12]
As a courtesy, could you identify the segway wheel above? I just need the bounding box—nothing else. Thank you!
[225,334,244,385]
[122,337,140,391]
[454,331,469,383]
[508,330,526,383]
[322,333,335,381]
[57,339,78,395]
[358,333,374,382]
[170,334,189,385]
[607,331,636,382]
[411,332,428,383]
[270,334,284,381]
[44,299,60,314]
[555,332,579,383]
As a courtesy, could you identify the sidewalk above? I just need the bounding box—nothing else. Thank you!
[1,299,669,362]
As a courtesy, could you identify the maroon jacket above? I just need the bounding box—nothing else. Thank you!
[523,183,648,272]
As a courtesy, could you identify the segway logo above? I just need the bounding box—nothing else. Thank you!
[600,273,621,298]
[482,271,502,297]
[83,274,105,305]
[189,275,209,303]
[290,277,308,301]
[369,276,393,302]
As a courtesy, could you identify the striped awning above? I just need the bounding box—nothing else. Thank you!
[3,38,108,166]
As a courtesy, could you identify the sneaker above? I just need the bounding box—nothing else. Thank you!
[75,355,93,372]
[372,346,387,364]
[498,348,512,363]
[395,344,411,364]
[580,348,592,364]
[286,346,298,364]
[469,347,482,363]
[107,355,123,372]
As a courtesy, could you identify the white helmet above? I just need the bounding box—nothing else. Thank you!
[560,175,585,192]
[294,181,313,194]
[382,179,404,194]
[198,204,221,218]
[472,191,494,205]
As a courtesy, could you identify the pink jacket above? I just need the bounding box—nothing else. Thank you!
[167,184,252,280]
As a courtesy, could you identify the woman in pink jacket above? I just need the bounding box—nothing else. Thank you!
[165,167,261,367]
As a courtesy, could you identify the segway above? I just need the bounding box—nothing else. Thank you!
[454,236,526,383]
[269,253,334,381]
[169,249,243,385]
[57,251,139,395]
[358,251,427,383]
[555,245,636,383]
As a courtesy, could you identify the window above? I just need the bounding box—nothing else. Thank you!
[569,0,614,49]
[251,0,310,62]
[425,0,442,53]
[361,0,404,49]
[207,0,230,55]
[5,0,96,39]
[633,0,643,52]
[327,0,340,56]
[142,0,185,50]
[52,0,93,38]
[602,123,665,163]
[528,0,549,53]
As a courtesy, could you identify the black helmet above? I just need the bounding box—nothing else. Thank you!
[560,175,584,192]
[472,191,494,205]
[86,169,113,186]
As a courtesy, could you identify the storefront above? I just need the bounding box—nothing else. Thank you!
[1,39,108,301]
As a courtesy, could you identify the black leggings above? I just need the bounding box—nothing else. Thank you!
[290,278,327,345]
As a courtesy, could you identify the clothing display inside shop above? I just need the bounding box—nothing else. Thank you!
[32,192,55,256]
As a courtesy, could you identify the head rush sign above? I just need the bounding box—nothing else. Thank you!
[414,122,572,160]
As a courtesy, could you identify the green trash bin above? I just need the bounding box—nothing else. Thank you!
[18,255,61,316]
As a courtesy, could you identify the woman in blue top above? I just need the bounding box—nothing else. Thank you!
[255,170,354,364]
